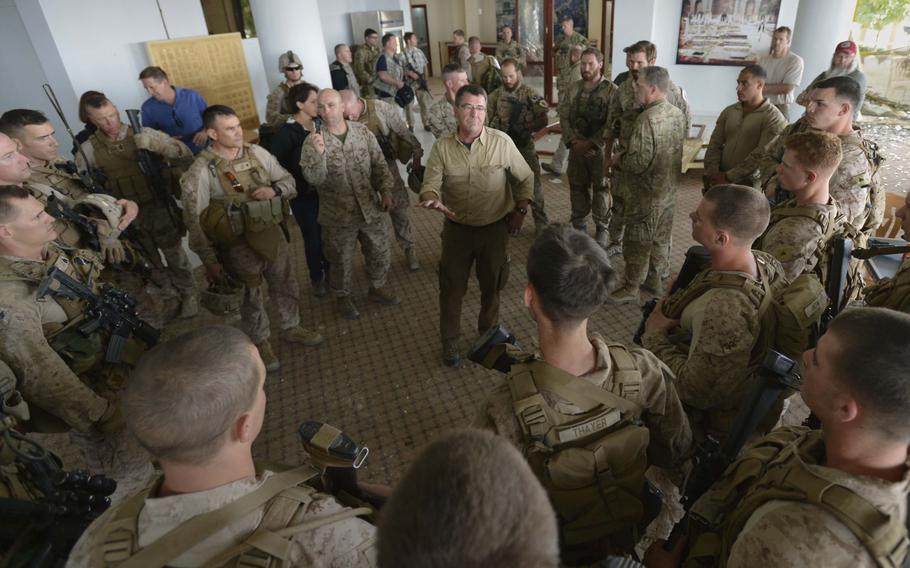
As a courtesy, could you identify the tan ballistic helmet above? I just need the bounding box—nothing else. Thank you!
[73,193,124,240]
[278,50,302,71]
[200,276,244,316]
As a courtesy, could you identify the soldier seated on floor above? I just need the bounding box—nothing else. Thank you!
[377,428,561,568]
[474,225,692,564]
[66,325,376,567]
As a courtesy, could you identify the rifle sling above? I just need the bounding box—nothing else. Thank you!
[115,465,319,568]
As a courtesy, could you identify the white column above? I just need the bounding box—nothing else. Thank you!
[791,0,858,94]
[250,0,332,91]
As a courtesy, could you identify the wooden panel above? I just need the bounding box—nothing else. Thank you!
[145,32,259,131]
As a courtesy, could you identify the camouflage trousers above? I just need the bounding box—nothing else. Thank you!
[607,170,629,245]
[622,202,674,289]
[70,425,155,504]
[439,218,510,342]
[405,87,434,128]
[133,200,197,298]
[387,159,416,250]
[550,134,568,172]
[515,141,549,228]
[104,267,180,329]
[322,219,391,297]
[222,238,301,344]
[568,144,611,231]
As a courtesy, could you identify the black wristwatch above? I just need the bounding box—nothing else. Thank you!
[272,184,283,197]
[514,206,528,216]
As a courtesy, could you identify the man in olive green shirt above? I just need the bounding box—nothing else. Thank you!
[704,65,787,190]
[419,84,534,367]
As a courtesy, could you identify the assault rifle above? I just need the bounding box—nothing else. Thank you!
[507,99,534,147]
[633,246,711,345]
[46,194,100,252]
[37,265,159,362]
[0,375,116,566]
[666,350,801,548]
[403,54,429,91]
[125,109,184,228]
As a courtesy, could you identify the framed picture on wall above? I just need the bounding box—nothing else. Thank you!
[676,0,782,66]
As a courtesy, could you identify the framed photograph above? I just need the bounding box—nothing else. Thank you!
[676,0,782,66]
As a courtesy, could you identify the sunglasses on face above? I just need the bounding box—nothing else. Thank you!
[286,66,302,72]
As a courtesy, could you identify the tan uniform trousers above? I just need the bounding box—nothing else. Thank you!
[322,219,391,297]
[567,144,611,231]
[405,88,434,128]
[221,237,301,344]
[439,218,510,342]
[387,159,416,250]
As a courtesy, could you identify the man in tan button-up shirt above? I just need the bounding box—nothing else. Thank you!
[419,84,533,367]
[704,65,787,190]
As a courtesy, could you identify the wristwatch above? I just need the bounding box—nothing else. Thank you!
[514,206,528,215]
[272,184,283,197]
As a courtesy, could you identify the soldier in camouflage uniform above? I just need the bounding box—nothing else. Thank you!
[487,58,550,231]
[425,63,469,139]
[642,186,788,441]
[756,131,846,281]
[0,113,180,327]
[555,16,589,96]
[559,48,616,245]
[646,308,910,568]
[495,26,525,69]
[402,32,434,131]
[67,326,377,567]
[608,67,686,303]
[340,89,423,270]
[301,89,400,321]
[451,30,471,73]
[468,36,501,93]
[607,41,690,256]
[864,192,910,313]
[374,33,406,104]
[329,43,361,96]
[752,76,882,235]
[181,105,324,372]
[76,93,200,319]
[543,45,583,176]
[353,29,381,98]
[0,186,154,501]
[265,51,304,131]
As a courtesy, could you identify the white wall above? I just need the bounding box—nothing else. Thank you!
[420,0,467,77]
[612,0,800,118]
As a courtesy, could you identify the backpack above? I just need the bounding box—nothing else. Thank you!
[505,340,653,561]
[95,465,372,568]
[843,133,886,234]
[684,427,909,568]
[364,99,414,164]
[760,200,867,311]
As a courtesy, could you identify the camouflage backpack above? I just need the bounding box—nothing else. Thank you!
[504,338,653,561]
[683,426,909,568]
[842,134,885,234]
[864,257,910,314]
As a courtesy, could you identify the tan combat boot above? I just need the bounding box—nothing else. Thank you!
[256,340,280,372]
[368,285,401,306]
[284,326,325,346]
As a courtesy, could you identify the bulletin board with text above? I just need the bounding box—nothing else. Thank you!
[145,32,259,131]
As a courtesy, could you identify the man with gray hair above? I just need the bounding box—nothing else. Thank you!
[66,325,377,566]
[608,66,686,304]
[797,40,866,118]
[329,43,361,96]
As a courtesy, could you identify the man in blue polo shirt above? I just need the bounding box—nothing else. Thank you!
[139,66,209,154]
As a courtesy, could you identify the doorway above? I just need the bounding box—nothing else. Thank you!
[410,4,432,76]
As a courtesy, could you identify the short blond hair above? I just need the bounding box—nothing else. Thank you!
[784,130,843,174]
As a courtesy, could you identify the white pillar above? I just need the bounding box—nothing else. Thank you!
[791,0,858,94]
[250,0,332,91]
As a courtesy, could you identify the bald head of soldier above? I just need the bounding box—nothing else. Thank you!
[124,325,266,473]
[378,429,560,568]
[693,185,770,252]
[0,185,58,258]
[777,130,842,200]
[0,133,32,186]
[339,89,364,121]
[0,109,60,165]
[634,65,670,106]
[202,105,244,151]
[317,89,345,128]
[804,308,910,446]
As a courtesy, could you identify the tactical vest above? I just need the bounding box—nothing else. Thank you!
[29,163,89,200]
[95,464,373,568]
[757,198,867,308]
[661,252,826,434]
[362,99,413,164]
[198,145,288,265]
[373,53,403,98]
[865,257,910,314]
[684,427,909,568]
[569,79,614,140]
[489,87,538,147]
[89,129,156,205]
[506,339,651,561]
[842,134,886,234]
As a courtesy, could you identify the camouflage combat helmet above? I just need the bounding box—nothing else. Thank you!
[278,50,302,71]
[200,276,243,316]
[73,193,124,240]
